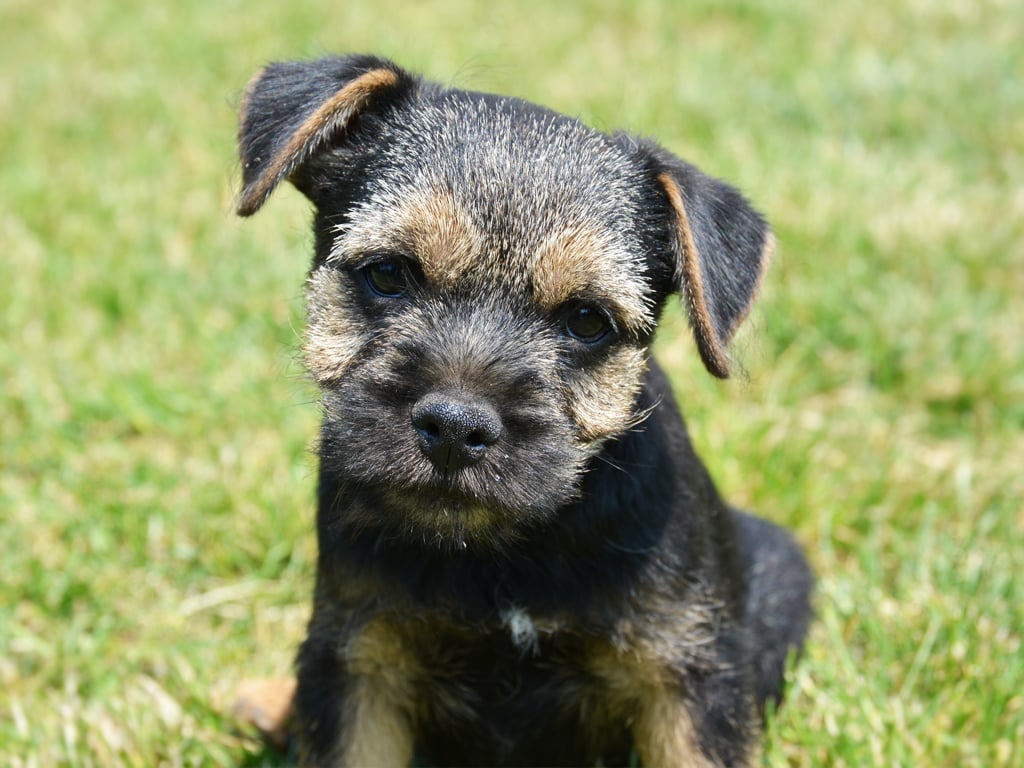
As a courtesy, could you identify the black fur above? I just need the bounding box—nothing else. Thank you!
[237,54,812,767]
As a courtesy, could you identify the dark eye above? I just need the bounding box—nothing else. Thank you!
[362,258,411,298]
[563,305,615,344]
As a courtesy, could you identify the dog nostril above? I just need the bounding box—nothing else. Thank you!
[419,420,441,440]
[411,411,443,443]
[411,393,503,472]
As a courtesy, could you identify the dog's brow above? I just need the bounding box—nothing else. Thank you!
[398,188,482,284]
[532,225,654,333]
[328,188,482,284]
[328,215,411,266]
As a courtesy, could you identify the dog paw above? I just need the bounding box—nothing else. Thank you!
[233,677,296,750]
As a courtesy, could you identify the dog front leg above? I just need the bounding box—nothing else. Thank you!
[294,618,417,767]
[632,688,717,768]
[338,675,415,767]
[631,673,758,768]
[590,637,758,768]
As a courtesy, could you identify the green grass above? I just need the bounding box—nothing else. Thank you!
[2,0,1021,764]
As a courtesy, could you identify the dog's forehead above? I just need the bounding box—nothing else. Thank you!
[329,93,657,330]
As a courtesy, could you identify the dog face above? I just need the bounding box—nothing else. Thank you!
[238,55,773,550]
[303,97,672,548]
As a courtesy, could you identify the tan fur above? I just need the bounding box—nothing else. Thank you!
[586,633,752,768]
[338,618,418,767]
[658,172,732,378]
[329,187,484,285]
[532,224,653,334]
[633,692,722,768]
[405,188,484,286]
[399,493,510,549]
[346,616,419,678]
[304,267,366,383]
[238,68,399,216]
[340,678,415,767]
[565,346,648,444]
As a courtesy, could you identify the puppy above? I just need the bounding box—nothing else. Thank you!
[235,54,812,767]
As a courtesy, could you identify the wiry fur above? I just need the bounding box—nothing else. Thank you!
[236,54,813,767]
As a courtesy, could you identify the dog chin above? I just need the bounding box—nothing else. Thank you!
[376,482,559,550]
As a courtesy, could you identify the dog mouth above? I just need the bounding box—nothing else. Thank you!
[334,447,584,549]
[371,479,522,548]
[330,421,587,524]
[382,468,519,518]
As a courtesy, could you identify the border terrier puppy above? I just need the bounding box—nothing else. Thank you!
[235,54,812,767]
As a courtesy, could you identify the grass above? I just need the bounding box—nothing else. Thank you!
[1,0,1021,764]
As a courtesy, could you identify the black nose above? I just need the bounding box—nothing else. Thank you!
[411,393,503,473]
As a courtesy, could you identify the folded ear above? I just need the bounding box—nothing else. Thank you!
[651,150,774,378]
[237,54,413,216]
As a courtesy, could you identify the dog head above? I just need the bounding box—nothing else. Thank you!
[237,55,772,549]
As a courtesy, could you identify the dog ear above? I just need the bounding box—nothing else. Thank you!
[237,55,412,216]
[650,150,774,378]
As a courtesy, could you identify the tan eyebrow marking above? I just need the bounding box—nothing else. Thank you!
[330,187,483,286]
[532,224,653,333]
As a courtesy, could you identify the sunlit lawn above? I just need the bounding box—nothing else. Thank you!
[2,1,1021,764]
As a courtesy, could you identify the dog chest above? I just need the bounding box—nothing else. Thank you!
[404,616,636,766]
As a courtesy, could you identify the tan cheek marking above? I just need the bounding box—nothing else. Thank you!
[303,268,366,383]
[566,347,647,443]
[533,225,653,333]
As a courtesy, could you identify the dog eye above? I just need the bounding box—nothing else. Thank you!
[362,258,411,298]
[563,305,615,344]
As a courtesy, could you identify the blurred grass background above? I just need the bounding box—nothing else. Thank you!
[1,0,1021,765]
